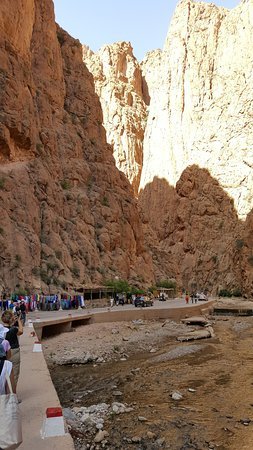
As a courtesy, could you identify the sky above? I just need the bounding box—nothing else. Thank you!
[53,0,240,61]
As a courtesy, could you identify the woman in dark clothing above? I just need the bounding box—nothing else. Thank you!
[1,310,23,387]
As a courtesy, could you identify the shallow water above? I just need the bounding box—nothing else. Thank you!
[46,318,253,449]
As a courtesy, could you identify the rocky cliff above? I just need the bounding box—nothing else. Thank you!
[1,0,253,297]
[0,0,154,292]
[83,42,147,196]
[139,0,253,295]
[138,0,253,295]
[83,0,253,296]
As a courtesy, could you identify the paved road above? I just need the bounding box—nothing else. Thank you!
[27,297,214,322]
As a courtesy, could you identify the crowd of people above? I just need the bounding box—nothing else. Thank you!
[0,292,86,313]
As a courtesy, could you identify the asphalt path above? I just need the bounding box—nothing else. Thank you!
[26,297,213,322]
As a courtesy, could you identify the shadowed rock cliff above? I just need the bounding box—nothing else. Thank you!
[0,0,154,291]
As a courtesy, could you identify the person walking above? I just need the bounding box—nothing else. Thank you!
[1,311,23,388]
[19,301,26,326]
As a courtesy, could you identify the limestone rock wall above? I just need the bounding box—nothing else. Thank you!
[140,0,253,221]
[138,0,253,295]
[0,0,154,291]
[83,42,147,196]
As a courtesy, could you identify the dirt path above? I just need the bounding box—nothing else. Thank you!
[43,313,253,450]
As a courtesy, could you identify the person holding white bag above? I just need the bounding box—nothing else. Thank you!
[0,359,16,395]
[0,358,22,449]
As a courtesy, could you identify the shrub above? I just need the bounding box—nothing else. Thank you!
[157,279,176,289]
[219,289,232,297]
[40,269,51,285]
[101,196,109,207]
[15,254,21,263]
[47,262,60,272]
[105,279,130,293]
[0,178,5,190]
[232,289,242,297]
[55,250,62,260]
[57,31,65,46]
[235,239,244,250]
[71,266,80,278]
[13,288,28,296]
[32,267,40,276]
[53,277,60,286]
[60,180,71,190]
[248,255,253,267]
[36,143,43,152]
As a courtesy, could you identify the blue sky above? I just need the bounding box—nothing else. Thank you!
[53,0,240,61]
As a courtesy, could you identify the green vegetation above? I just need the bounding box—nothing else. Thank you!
[104,279,146,295]
[219,288,242,298]
[101,196,109,207]
[13,254,22,269]
[71,266,80,278]
[0,178,5,190]
[232,289,242,297]
[105,279,130,293]
[15,254,21,263]
[31,267,40,276]
[61,281,67,290]
[157,279,177,289]
[36,143,43,152]
[40,269,51,285]
[13,288,28,296]
[60,180,71,190]
[55,250,62,260]
[46,262,60,272]
[248,255,253,267]
[57,30,65,46]
[235,239,244,250]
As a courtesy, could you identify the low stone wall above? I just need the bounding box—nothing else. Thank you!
[34,301,215,340]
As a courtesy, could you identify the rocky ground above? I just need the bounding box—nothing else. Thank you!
[43,306,253,450]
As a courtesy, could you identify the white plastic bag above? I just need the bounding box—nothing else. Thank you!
[0,371,22,449]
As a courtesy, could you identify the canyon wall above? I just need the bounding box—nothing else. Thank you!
[83,0,253,296]
[0,0,154,292]
[139,0,253,295]
[83,42,147,196]
[140,0,253,221]
[1,0,253,296]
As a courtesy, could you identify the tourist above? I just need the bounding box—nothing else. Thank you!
[19,301,26,325]
[1,311,23,388]
[185,292,189,304]
[0,322,15,394]
[0,323,11,360]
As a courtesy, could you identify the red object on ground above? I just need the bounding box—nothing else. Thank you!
[46,407,63,418]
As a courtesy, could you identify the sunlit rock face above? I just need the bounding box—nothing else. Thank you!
[83,42,147,196]
[140,0,253,220]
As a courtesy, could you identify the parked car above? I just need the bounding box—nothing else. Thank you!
[197,292,208,301]
[134,296,153,307]
[159,293,167,301]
